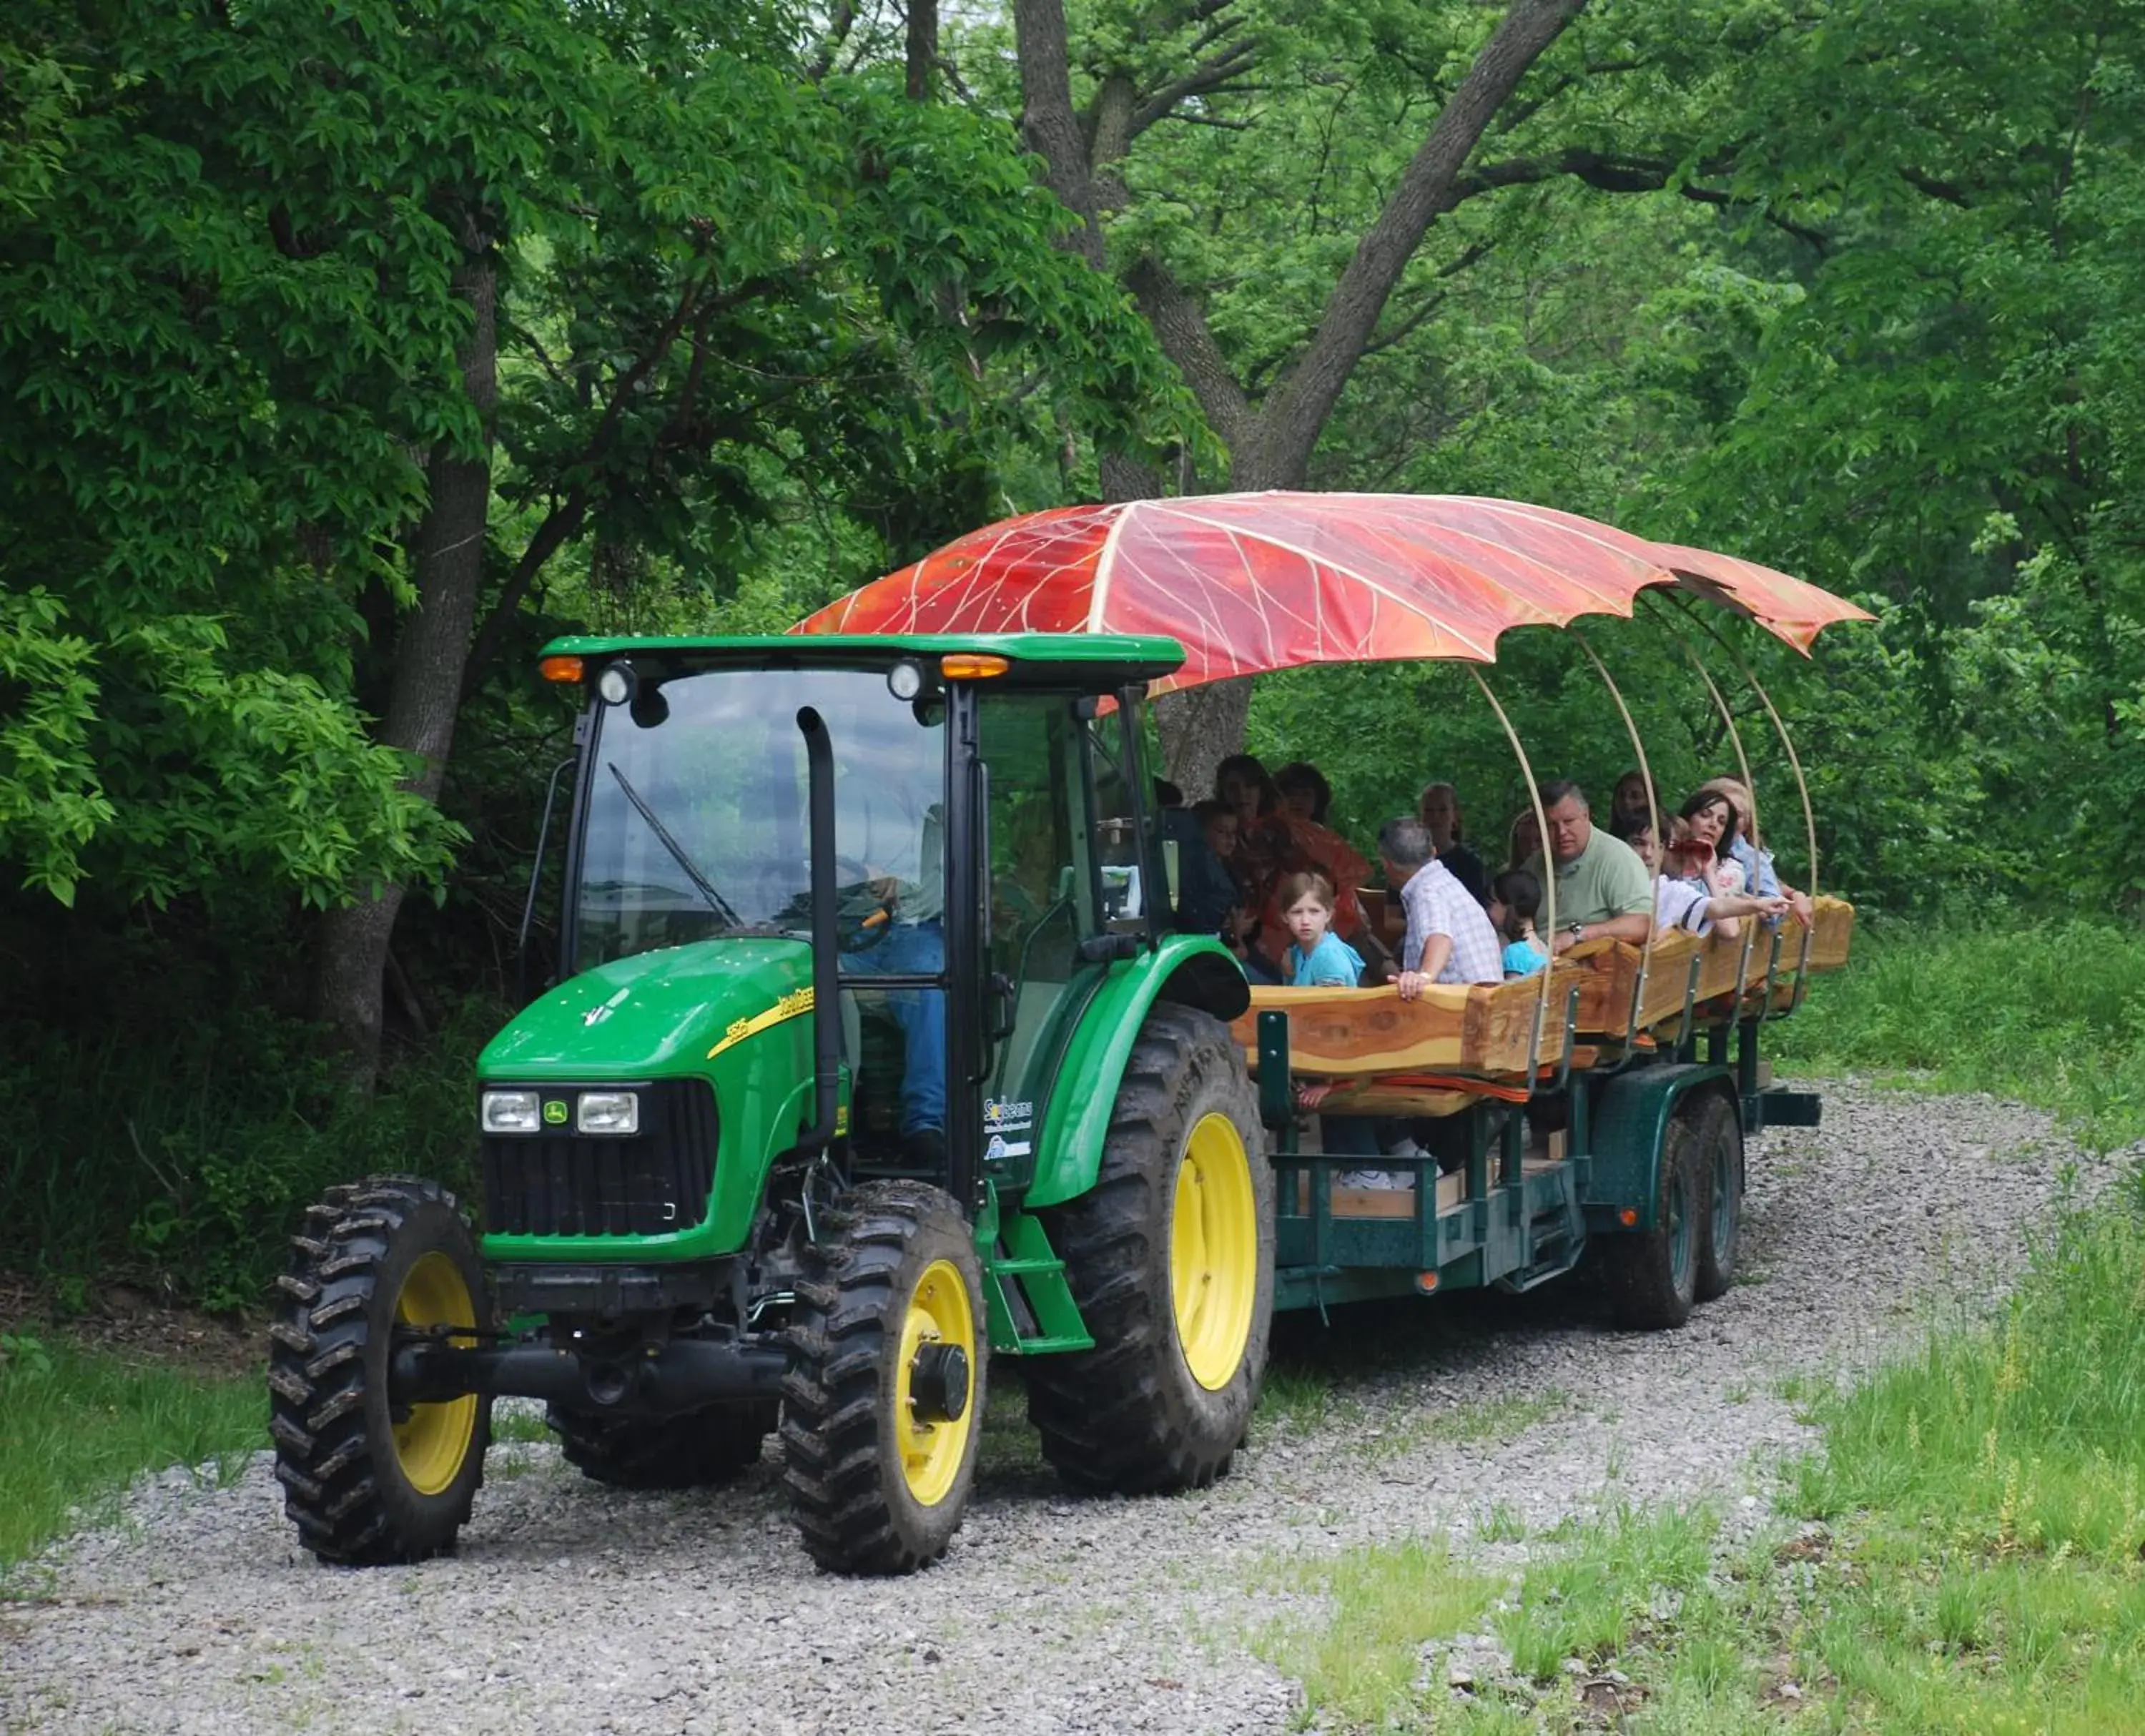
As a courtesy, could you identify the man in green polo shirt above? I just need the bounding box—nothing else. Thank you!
[1522,779,1654,955]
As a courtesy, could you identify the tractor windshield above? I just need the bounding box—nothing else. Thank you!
[572,665,944,970]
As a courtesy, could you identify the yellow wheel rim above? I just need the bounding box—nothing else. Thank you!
[1171,1112,1258,1391]
[893,1257,977,1507]
[391,1250,480,1496]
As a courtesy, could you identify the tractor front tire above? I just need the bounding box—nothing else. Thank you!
[1692,1092,1745,1302]
[781,1180,986,1574]
[269,1176,492,1565]
[547,1400,778,1491]
[1604,1103,1707,1331]
[1027,1002,1273,1495]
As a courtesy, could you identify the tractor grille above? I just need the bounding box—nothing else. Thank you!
[482,1080,717,1238]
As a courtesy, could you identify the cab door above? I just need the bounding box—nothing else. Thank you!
[974,692,1144,1193]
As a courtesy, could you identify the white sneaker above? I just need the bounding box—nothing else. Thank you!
[1336,1168,1416,1191]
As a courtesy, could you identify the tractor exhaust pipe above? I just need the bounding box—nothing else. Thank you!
[794,706,842,1158]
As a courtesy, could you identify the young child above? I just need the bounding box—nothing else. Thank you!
[1279,872,1412,1190]
[1487,868,1549,978]
[1281,869,1365,987]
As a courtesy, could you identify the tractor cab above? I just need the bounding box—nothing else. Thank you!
[489,633,1216,1247]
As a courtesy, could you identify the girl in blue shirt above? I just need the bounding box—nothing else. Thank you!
[1489,869,1549,978]
[1278,872,1403,1184]
[1281,869,1366,987]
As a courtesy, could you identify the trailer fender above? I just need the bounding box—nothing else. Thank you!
[1584,1064,1737,1234]
[1023,935,1250,1209]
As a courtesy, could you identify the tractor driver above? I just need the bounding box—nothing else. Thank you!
[844,803,947,1169]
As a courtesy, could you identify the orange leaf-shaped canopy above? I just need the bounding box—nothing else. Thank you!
[792,492,1871,692]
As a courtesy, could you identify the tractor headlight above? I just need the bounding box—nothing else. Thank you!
[596,661,636,706]
[576,1090,640,1135]
[482,1090,541,1134]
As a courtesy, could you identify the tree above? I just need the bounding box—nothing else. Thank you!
[1007,0,1588,791]
[1,1,1185,1088]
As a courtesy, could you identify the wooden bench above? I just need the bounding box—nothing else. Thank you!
[1229,896,1855,1105]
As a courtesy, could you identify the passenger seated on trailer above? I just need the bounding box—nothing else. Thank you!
[1156,784,1238,939]
[1698,776,1816,929]
[1609,769,1665,839]
[1376,815,1502,1000]
[1676,788,1746,895]
[1521,780,1655,957]
[1487,869,1549,978]
[1268,758,1374,942]
[1613,814,1788,939]
[1194,799,1272,981]
[1276,871,1410,1192]
[1504,806,1542,874]
[1416,781,1490,907]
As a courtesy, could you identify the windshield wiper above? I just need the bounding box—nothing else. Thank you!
[606,762,743,929]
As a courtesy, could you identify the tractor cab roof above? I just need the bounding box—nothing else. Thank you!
[540,631,1185,692]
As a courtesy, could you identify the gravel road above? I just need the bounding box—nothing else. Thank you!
[0,1082,2111,1736]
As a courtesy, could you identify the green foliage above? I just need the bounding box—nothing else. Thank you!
[0,0,1187,916]
[0,1337,262,1574]
[0,990,495,1313]
[1770,924,2145,1151]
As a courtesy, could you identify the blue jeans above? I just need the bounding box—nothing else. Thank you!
[844,920,945,1135]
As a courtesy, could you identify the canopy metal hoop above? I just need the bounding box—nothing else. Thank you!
[1468,669,1556,1078]
[1572,629,1660,1054]
[1654,594,1823,901]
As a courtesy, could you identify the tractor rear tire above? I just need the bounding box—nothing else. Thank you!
[781,1180,986,1574]
[546,1400,778,1490]
[1603,1100,1707,1331]
[1692,1093,1745,1302]
[269,1175,492,1565]
[1026,1002,1273,1495]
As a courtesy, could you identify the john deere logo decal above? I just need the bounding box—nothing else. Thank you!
[543,1100,569,1126]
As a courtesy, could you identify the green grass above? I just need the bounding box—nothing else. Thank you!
[1772,920,2145,1150]
[0,1334,264,1577]
[1778,1166,2145,1733]
[1251,1538,1504,1730]
[1249,1175,2145,1732]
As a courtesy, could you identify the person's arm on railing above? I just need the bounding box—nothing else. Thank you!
[1552,912,1651,954]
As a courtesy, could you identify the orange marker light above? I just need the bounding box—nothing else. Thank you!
[539,655,584,684]
[940,653,1010,680]
[1414,1271,1440,1295]
[1618,1207,1639,1227]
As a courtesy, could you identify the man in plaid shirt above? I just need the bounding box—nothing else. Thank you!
[1376,815,1502,995]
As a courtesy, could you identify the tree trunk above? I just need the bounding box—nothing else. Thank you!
[905,0,938,101]
[314,252,498,1093]
[1015,0,1588,784]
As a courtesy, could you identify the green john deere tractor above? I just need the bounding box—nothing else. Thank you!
[270,633,1266,1574]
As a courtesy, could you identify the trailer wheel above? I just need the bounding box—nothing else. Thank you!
[547,1400,778,1490]
[780,1180,986,1574]
[1604,1105,1705,1331]
[1693,1093,1745,1302]
[1026,1002,1274,1495]
[268,1176,492,1565]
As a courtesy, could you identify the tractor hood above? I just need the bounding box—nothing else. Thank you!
[479,938,816,1080]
